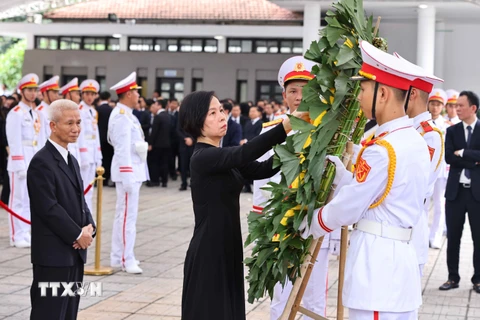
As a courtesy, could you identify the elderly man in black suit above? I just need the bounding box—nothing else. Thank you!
[27,99,96,320]
[440,91,480,293]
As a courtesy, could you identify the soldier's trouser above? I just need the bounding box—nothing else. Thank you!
[8,171,30,244]
[270,248,329,320]
[429,177,447,246]
[81,163,97,213]
[110,182,141,268]
[349,309,416,320]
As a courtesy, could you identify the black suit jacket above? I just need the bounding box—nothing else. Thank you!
[223,118,242,147]
[169,111,180,149]
[445,120,480,202]
[149,111,171,149]
[243,119,263,141]
[142,112,153,140]
[96,103,112,145]
[27,141,96,267]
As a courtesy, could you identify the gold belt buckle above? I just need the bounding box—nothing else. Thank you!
[32,140,37,146]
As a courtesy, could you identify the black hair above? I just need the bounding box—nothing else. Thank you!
[223,102,233,113]
[145,98,154,107]
[459,90,479,112]
[169,98,179,103]
[250,105,262,113]
[6,95,15,101]
[154,89,160,95]
[179,91,215,139]
[159,99,168,109]
[99,91,111,100]
[117,92,126,100]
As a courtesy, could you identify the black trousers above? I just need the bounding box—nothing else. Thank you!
[30,259,84,320]
[169,143,180,178]
[148,147,170,184]
[445,185,480,284]
[179,145,193,188]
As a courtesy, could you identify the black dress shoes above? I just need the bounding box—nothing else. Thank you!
[439,280,459,290]
[179,186,187,191]
[473,283,480,293]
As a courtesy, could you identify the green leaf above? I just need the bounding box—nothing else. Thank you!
[326,26,347,47]
[332,72,350,110]
[288,114,316,132]
[275,145,300,186]
[336,45,356,67]
[292,131,310,153]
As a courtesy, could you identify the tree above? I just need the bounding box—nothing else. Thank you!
[0,39,26,91]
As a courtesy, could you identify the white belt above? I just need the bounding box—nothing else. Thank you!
[22,140,37,147]
[353,219,412,241]
[85,135,96,140]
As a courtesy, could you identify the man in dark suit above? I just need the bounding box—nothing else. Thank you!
[28,99,96,320]
[240,106,263,145]
[440,91,480,293]
[141,99,154,139]
[147,101,171,187]
[96,91,114,186]
[231,104,248,129]
[221,102,242,148]
[177,124,194,191]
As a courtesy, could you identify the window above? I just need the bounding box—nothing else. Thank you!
[256,81,283,102]
[236,80,248,103]
[59,37,81,50]
[228,38,302,54]
[128,37,217,52]
[157,78,184,101]
[107,38,120,51]
[35,36,118,51]
[36,36,58,50]
[192,78,203,92]
[96,76,107,92]
[84,37,107,51]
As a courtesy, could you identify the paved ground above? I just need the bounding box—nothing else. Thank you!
[0,180,478,319]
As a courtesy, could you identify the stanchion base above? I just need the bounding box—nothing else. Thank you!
[84,266,114,276]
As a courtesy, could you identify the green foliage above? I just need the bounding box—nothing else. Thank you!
[0,39,26,90]
[245,0,384,304]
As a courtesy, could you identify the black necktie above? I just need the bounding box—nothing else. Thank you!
[29,109,33,119]
[466,126,473,179]
[67,152,76,176]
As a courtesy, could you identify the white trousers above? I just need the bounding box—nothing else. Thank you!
[81,163,96,213]
[270,248,329,320]
[349,309,417,320]
[110,182,141,268]
[8,171,31,244]
[429,178,447,246]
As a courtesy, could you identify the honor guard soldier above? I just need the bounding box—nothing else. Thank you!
[253,56,338,320]
[445,89,461,125]
[394,52,444,277]
[427,89,449,248]
[37,76,60,147]
[6,74,42,247]
[300,41,430,319]
[78,80,102,212]
[59,78,83,168]
[109,72,148,274]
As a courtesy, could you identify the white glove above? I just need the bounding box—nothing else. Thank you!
[96,162,102,169]
[329,239,341,256]
[326,155,353,192]
[17,170,27,180]
[122,172,135,193]
[299,209,324,239]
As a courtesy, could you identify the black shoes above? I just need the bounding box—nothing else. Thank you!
[439,280,459,290]
[146,181,160,187]
[179,185,187,191]
[474,283,480,294]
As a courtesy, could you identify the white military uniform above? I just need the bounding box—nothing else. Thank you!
[109,72,149,273]
[252,56,334,320]
[59,78,83,167]
[78,80,102,212]
[36,75,60,148]
[444,89,461,125]
[394,53,445,276]
[427,89,449,248]
[302,41,431,320]
[6,73,42,247]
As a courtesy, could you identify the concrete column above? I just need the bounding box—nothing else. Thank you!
[303,2,321,53]
[434,20,445,84]
[217,37,227,54]
[25,33,35,50]
[417,5,436,74]
[119,35,128,52]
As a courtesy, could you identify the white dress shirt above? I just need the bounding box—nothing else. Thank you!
[458,117,477,184]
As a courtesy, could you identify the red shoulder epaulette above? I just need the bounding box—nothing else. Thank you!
[365,132,388,147]
[79,105,83,110]
[13,106,20,112]
[420,121,433,133]
[37,106,43,111]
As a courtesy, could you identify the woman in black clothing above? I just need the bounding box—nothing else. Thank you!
[180,91,308,319]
